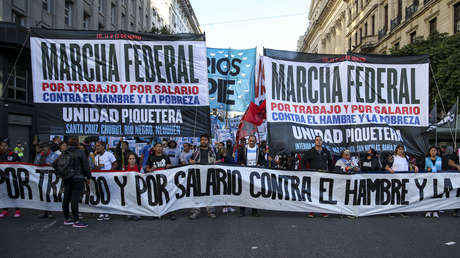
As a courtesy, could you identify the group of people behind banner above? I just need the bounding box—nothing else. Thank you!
[1,134,460,227]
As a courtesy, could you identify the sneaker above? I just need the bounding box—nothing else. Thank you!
[0,210,9,218]
[307,212,314,218]
[222,207,228,214]
[228,207,236,213]
[347,215,357,219]
[425,212,432,218]
[169,214,176,221]
[208,213,217,219]
[47,212,54,219]
[97,214,105,221]
[78,213,84,220]
[400,213,409,218]
[320,213,329,218]
[189,213,198,220]
[389,213,396,218]
[103,214,111,221]
[13,210,21,218]
[433,212,439,218]
[63,220,74,226]
[72,221,88,228]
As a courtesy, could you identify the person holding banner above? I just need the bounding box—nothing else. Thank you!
[424,146,442,218]
[94,141,117,221]
[60,137,91,228]
[34,141,59,219]
[335,150,360,173]
[237,135,263,217]
[0,139,22,218]
[300,136,332,218]
[164,140,181,167]
[180,143,193,165]
[189,134,218,219]
[145,142,175,220]
[385,145,418,218]
[125,153,140,172]
[360,148,382,172]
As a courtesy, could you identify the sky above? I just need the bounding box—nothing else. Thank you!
[190,0,311,52]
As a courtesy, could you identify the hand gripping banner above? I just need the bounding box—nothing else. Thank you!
[1,163,460,217]
[30,29,210,137]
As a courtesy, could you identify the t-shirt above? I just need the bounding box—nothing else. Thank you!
[445,154,459,170]
[246,146,258,167]
[95,151,117,170]
[0,151,21,162]
[147,154,171,170]
[141,144,152,167]
[164,147,181,166]
[392,156,408,172]
[199,149,209,164]
[180,151,193,165]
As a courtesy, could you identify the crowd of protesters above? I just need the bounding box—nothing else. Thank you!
[1,134,460,227]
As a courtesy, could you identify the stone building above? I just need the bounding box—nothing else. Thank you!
[298,0,460,54]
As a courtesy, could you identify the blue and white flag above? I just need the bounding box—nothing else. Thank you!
[207,48,256,112]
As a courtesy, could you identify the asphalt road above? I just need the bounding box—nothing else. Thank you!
[1,209,460,258]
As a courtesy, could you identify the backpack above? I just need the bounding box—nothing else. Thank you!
[53,150,76,179]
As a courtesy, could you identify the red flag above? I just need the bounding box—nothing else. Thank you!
[235,100,266,145]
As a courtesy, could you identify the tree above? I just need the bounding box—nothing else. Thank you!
[390,32,460,112]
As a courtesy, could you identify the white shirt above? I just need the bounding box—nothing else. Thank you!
[246,146,258,167]
[95,151,117,170]
[392,155,408,172]
[164,147,181,166]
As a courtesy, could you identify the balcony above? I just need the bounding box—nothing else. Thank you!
[390,15,401,31]
[359,35,378,53]
[406,1,419,20]
[378,26,387,40]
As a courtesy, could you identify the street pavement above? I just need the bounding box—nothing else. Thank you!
[1,209,460,258]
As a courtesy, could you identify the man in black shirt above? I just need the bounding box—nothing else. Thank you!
[145,142,172,172]
[300,136,331,218]
[189,134,217,219]
[0,139,22,218]
[145,142,175,220]
[301,136,333,171]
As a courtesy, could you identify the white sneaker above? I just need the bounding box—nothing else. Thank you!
[228,207,236,213]
[104,214,111,220]
[433,212,439,218]
[222,207,228,214]
[425,212,432,218]
[97,214,105,221]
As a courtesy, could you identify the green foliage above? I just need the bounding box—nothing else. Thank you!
[390,32,460,110]
[150,25,170,35]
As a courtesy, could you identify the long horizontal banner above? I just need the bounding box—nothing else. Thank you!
[263,49,430,155]
[1,163,459,217]
[30,29,210,136]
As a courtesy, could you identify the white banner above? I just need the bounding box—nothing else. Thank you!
[1,163,459,217]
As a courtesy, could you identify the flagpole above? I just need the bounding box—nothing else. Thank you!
[455,97,459,150]
[435,99,438,146]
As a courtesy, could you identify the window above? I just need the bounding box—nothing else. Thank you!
[397,0,402,17]
[359,28,362,41]
[355,32,357,46]
[355,0,358,16]
[429,17,437,35]
[394,42,400,50]
[12,11,25,26]
[83,13,90,30]
[364,22,368,37]
[121,13,126,29]
[64,1,72,26]
[410,31,416,43]
[111,4,116,25]
[98,0,105,13]
[371,15,375,35]
[6,62,28,102]
[349,38,352,51]
[455,3,460,33]
[384,5,388,28]
[42,0,51,13]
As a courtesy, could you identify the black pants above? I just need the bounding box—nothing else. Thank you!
[62,178,84,221]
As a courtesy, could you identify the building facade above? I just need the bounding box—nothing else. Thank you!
[298,0,460,54]
[0,0,201,161]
